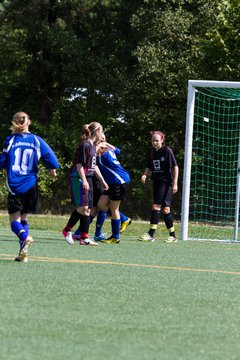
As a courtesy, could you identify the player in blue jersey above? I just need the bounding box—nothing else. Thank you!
[96,138,130,244]
[138,131,179,243]
[62,122,108,246]
[0,111,59,262]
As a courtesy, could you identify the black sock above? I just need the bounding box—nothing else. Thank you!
[164,213,175,237]
[80,215,90,235]
[65,210,80,231]
[149,210,161,237]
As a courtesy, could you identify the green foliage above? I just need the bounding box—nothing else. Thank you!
[0,0,238,217]
[0,175,7,209]
[193,0,240,80]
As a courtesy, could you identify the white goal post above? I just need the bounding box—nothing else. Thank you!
[181,80,240,242]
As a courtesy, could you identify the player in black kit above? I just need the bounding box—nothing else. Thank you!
[138,131,179,243]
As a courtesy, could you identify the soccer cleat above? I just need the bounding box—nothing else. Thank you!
[137,233,155,242]
[15,246,28,263]
[79,238,98,246]
[101,236,120,244]
[165,236,177,243]
[62,229,74,245]
[94,234,106,241]
[120,218,132,233]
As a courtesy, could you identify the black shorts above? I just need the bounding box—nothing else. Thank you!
[152,181,173,207]
[93,178,103,207]
[103,183,127,201]
[8,183,39,215]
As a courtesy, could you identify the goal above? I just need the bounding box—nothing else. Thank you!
[181,80,240,242]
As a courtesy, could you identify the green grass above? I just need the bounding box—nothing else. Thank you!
[1,214,240,360]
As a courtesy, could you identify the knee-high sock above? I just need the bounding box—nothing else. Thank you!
[95,210,107,236]
[11,221,27,249]
[80,215,90,239]
[74,213,95,237]
[21,220,29,237]
[164,213,175,236]
[149,210,161,237]
[107,210,128,223]
[111,219,121,239]
[64,210,80,232]
[120,211,128,223]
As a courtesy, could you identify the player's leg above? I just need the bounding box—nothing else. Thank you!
[92,181,107,240]
[160,185,177,243]
[92,194,109,240]
[105,209,131,233]
[119,211,132,233]
[10,211,29,262]
[20,183,38,246]
[101,184,126,244]
[78,178,98,246]
[20,213,29,237]
[101,199,121,244]
[92,179,107,239]
[62,176,83,244]
[94,209,107,240]
[8,189,35,262]
[138,181,161,242]
[162,206,177,243]
[20,213,33,247]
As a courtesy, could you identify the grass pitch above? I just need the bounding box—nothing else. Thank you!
[1,214,240,360]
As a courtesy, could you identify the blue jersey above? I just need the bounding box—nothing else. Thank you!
[97,147,130,185]
[0,132,59,195]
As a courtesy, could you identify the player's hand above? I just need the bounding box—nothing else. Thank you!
[48,169,57,177]
[173,184,178,194]
[101,180,109,191]
[141,175,147,184]
[82,179,90,191]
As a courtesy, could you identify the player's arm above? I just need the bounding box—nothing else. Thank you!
[172,165,179,194]
[141,167,151,184]
[77,163,89,190]
[105,142,115,151]
[38,136,59,170]
[0,152,7,170]
[0,137,11,170]
[105,142,120,154]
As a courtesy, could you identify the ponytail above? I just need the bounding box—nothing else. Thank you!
[10,112,31,134]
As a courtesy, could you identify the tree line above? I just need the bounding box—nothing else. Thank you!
[0,0,239,219]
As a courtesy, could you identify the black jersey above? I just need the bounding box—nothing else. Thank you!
[146,145,177,184]
[70,140,96,178]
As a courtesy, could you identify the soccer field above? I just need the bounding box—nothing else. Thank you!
[1,214,240,360]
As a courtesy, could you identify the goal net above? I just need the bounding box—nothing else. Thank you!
[181,80,240,242]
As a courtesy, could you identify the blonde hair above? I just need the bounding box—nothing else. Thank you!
[81,122,102,141]
[11,112,31,134]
